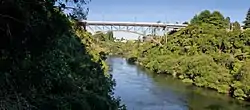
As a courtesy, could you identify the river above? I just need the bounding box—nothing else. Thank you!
[107,57,250,110]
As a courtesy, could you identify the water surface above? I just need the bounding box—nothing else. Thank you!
[107,57,250,110]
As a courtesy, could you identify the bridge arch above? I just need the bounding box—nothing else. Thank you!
[96,30,146,36]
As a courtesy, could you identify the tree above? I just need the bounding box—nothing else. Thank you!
[198,10,211,23]
[190,10,211,25]
[0,0,125,109]
[209,11,227,28]
[106,31,115,41]
[232,21,241,31]
[57,0,91,20]
[225,17,231,29]
[190,10,228,29]
[190,14,199,24]
[243,8,250,29]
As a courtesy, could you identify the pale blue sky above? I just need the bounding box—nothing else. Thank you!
[86,0,250,39]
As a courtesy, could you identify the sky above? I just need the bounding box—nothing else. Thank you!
[85,0,250,39]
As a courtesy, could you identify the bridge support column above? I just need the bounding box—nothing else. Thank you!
[164,27,170,44]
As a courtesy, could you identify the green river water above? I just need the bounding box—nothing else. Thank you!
[107,57,250,110]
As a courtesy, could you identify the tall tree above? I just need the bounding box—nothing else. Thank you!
[209,11,227,28]
[225,17,231,29]
[106,31,114,41]
[232,21,241,31]
[190,10,211,25]
[198,10,211,23]
[243,8,250,29]
[190,15,199,24]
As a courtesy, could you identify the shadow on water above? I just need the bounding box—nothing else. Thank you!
[107,56,250,110]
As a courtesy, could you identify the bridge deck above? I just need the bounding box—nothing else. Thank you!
[80,20,187,28]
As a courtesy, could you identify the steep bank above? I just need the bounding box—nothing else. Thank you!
[0,1,125,110]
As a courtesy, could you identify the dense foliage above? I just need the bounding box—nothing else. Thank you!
[0,0,125,110]
[102,10,250,101]
[243,8,250,29]
[190,10,230,29]
[92,31,114,42]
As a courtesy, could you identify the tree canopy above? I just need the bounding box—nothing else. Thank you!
[0,0,125,109]
[190,10,229,29]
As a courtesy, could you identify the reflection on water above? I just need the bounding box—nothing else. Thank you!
[107,57,250,110]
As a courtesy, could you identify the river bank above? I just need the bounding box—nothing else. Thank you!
[109,57,250,110]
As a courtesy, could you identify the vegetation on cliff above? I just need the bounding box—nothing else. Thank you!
[0,0,125,110]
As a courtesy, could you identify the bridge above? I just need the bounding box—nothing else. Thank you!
[79,20,188,36]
